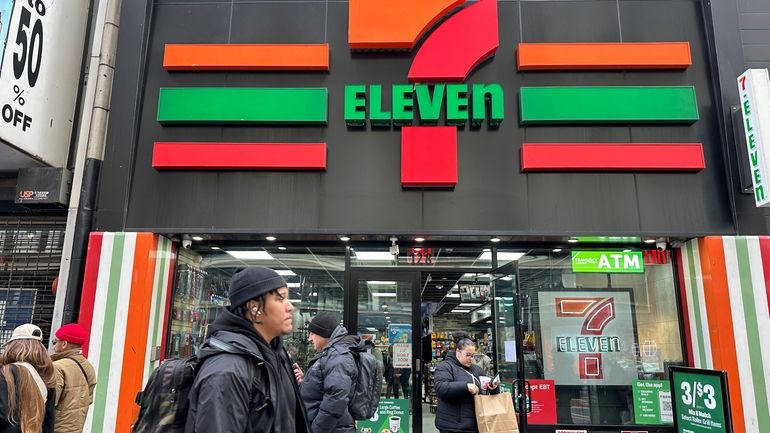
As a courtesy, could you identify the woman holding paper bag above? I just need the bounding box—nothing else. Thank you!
[434,338,499,433]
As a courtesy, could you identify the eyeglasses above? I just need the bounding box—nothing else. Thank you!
[458,351,475,359]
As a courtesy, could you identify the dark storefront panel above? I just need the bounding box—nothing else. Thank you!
[98,0,736,237]
[0,218,65,344]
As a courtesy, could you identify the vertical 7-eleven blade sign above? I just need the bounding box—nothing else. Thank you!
[348,0,500,188]
[538,291,638,386]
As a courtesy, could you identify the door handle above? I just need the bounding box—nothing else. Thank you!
[525,380,532,414]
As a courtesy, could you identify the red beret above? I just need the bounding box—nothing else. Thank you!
[55,323,87,345]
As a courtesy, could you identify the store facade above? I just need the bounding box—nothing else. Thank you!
[77,1,770,433]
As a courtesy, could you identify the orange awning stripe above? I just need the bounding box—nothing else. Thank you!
[517,42,691,70]
[163,44,329,71]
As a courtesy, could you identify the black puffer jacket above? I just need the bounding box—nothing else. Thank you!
[434,351,498,433]
[185,309,309,433]
[299,325,359,433]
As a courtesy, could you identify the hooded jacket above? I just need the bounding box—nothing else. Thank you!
[0,364,55,433]
[434,351,498,433]
[185,308,309,433]
[299,325,360,433]
[52,349,96,433]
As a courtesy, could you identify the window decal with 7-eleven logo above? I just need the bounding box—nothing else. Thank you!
[539,291,637,386]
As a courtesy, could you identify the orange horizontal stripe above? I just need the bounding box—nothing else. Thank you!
[517,42,691,70]
[163,44,329,71]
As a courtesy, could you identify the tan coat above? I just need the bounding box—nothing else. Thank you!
[52,349,97,433]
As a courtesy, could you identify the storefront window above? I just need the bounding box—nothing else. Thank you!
[494,249,684,427]
[167,246,346,368]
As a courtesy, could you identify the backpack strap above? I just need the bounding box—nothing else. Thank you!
[207,337,263,410]
[65,357,89,384]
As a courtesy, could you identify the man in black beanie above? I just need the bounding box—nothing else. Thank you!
[186,266,309,433]
[298,312,363,433]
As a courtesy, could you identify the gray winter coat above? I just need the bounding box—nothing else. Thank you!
[299,325,360,433]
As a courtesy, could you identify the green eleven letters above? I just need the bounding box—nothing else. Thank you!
[344,83,505,127]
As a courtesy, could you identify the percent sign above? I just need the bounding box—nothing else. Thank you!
[12,85,25,105]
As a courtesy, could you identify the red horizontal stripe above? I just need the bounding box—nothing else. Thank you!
[521,143,704,172]
[152,142,326,170]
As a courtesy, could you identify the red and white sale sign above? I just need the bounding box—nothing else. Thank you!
[527,379,557,424]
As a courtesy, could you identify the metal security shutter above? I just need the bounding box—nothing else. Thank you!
[0,217,66,345]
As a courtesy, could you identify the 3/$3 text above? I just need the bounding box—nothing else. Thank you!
[344,83,505,127]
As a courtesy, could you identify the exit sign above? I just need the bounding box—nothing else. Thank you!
[571,251,645,273]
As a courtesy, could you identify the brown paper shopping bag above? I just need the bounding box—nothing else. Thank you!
[474,392,520,433]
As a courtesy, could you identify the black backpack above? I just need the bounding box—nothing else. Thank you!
[348,343,383,420]
[132,337,246,433]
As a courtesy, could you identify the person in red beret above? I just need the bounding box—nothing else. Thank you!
[51,324,96,433]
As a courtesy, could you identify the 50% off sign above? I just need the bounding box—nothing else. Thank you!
[3,0,47,132]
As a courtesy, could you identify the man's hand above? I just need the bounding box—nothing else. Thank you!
[293,363,304,384]
[467,383,479,395]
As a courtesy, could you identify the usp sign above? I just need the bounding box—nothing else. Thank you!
[738,69,770,207]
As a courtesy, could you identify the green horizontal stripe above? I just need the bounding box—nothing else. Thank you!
[158,87,327,124]
[520,86,699,124]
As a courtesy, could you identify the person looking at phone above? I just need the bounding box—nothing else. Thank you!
[434,338,499,433]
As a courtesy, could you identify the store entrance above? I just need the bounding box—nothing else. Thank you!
[349,269,499,433]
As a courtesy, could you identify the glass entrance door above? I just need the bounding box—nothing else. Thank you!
[349,271,422,433]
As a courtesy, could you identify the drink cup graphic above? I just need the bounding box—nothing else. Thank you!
[389,416,401,432]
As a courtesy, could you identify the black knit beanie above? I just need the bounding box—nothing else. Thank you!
[308,312,338,338]
[228,267,287,308]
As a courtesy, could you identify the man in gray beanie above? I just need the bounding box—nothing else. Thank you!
[186,266,309,433]
[298,312,363,433]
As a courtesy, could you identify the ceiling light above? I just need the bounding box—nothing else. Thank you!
[501,276,513,281]
[477,251,525,261]
[311,292,318,296]
[287,282,301,288]
[278,246,287,250]
[459,303,482,307]
[382,304,388,308]
[288,299,302,303]
[226,250,275,260]
[385,316,390,319]
[644,238,656,244]
[275,270,296,276]
[355,251,395,261]
[192,236,203,241]
[623,249,632,253]
[415,237,425,242]
[339,236,351,242]
[265,236,277,241]
[568,239,579,243]
[452,309,472,313]
[372,293,398,297]
[490,237,501,243]
[552,248,562,253]
[445,293,460,298]
[368,281,397,286]
[211,246,221,250]
[462,273,490,279]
